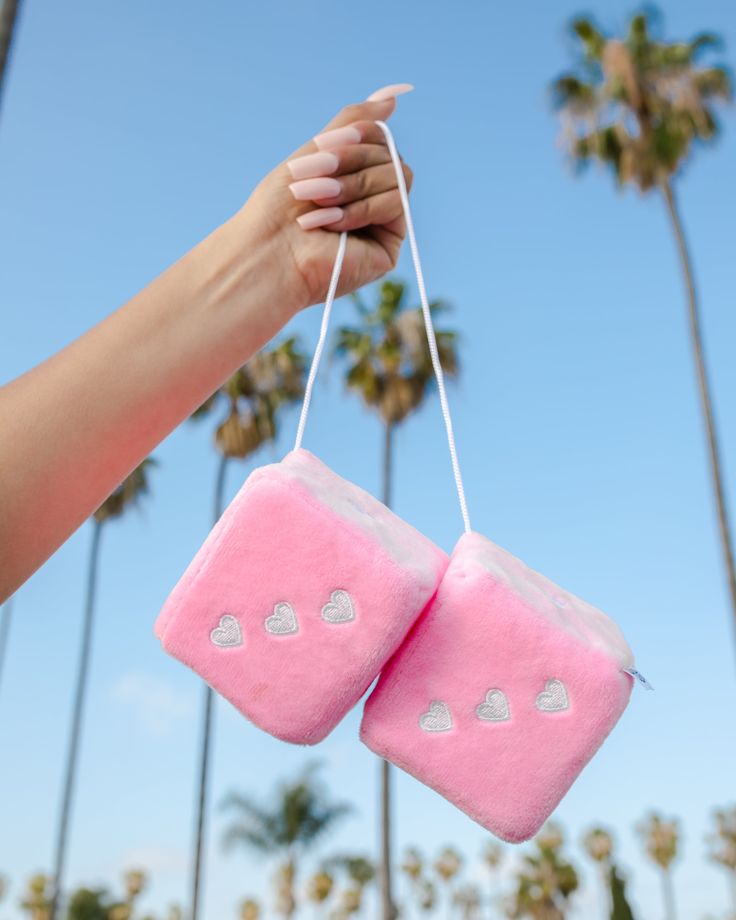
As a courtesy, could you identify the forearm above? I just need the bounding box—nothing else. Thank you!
[0,211,298,600]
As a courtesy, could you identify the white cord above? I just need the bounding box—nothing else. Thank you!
[293,120,472,534]
[293,229,348,452]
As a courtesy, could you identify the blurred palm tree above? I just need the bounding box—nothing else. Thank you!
[20,874,52,920]
[221,762,351,918]
[636,813,679,920]
[0,0,21,114]
[482,843,505,919]
[453,884,482,920]
[239,899,261,920]
[306,869,334,913]
[551,11,736,661]
[706,805,736,915]
[187,336,305,920]
[582,827,636,920]
[433,847,463,919]
[325,855,376,919]
[334,280,459,920]
[49,460,156,920]
[505,823,579,920]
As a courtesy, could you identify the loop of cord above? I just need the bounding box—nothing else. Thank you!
[293,120,472,535]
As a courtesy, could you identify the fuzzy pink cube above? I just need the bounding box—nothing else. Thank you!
[361,531,635,842]
[155,449,448,744]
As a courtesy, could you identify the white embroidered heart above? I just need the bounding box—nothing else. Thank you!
[535,678,569,712]
[321,589,355,624]
[210,615,242,648]
[419,700,453,732]
[265,602,298,636]
[475,689,510,722]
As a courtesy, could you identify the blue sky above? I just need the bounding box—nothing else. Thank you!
[1,0,735,917]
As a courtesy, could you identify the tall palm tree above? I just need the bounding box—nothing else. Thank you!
[582,827,614,916]
[706,805,736,916]
[48,459,156,920]
[187,337,305,920]
[0,0,22,113]
[0,594,13,699]
[507,823,579,920]
[433,847,463,919]
[482,843,504,920]
[334,280,459,920]
[551,12,736,660]
[324,855,376,919]
[221,762,352,918]
[636,812,679,920]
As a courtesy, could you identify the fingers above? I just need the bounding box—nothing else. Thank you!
[288,85,414,232]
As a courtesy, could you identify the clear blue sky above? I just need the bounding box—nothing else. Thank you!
[1,1,735,917]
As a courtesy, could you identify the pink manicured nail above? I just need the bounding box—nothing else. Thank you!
[296,207,344,230]
[287,151,339,180]
[367,83,414,101]
[289,177,341,201]
[314,125,362,150]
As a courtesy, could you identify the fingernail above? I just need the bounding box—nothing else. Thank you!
[289,177,342,201]
[287,151,339,180]
[296,207,344,230]
[314,125,362,150]
[367,83,414,102]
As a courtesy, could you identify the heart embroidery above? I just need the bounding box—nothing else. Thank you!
[265,602,298,636]
[475,689,510,722]
[321,589,355,624]
[535,678,569,713]
[419,700,453,732]
[210,615,242,648]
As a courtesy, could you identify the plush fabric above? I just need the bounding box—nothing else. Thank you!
[155,449,448,745]
[360,531,635,842]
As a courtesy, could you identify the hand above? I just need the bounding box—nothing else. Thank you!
[236,86,415,313]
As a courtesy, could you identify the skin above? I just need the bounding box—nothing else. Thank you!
[0,95,414,602]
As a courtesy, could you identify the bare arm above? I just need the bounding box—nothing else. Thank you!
[0,89,414,600]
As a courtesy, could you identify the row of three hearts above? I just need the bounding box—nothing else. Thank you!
[209,589,355,646]
[419,679,570,732]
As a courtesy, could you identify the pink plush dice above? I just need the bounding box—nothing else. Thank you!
[361,531,635,842]
[155,449,448,745]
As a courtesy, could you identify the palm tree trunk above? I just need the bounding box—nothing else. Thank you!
[660,868,676,920]
[0,0,21,113]
[49,518,104,920]
[661,180,736,663]
[0,595,14,698]
[379,422,397,920]
[190,453,229,920]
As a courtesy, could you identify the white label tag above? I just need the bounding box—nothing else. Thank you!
[624,668,654,691]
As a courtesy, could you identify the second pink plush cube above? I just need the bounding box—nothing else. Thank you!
[155,449,448,744]
[361,531,635,841]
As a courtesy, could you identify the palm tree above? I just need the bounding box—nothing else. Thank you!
[221,762,352,918]
[48,460,156,920]
[582,828,614,916]
[0,593,13,699]
[334,280,459,920]
[0,0,22,113]
[482,843,504,919]
[434,847,463,919]
[506,823,579,920]
[551,11,736,661]
[636,813,679,920]
[706,805,736,916]
[325,856,376,919]
[187,336,305,920]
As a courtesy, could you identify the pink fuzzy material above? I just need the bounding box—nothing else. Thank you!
[155,449,448,744]
[361,531,635,842]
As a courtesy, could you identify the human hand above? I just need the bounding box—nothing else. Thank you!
[235,84,415,315]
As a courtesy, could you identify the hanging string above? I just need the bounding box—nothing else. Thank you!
[293,120,472,534]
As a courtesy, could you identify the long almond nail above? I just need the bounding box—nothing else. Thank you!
[287,151,339,180]
[289,177,341,201]
[314,125,362,150]
[367,83,414,101]
[296,207,344,230]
